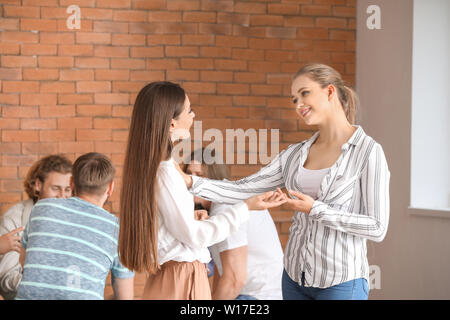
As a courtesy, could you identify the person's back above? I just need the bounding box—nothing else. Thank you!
[209,204,284,300]
[16,197,132,300]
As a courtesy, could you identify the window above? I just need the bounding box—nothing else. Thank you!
[410,0,450,213]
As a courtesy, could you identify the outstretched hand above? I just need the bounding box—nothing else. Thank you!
[285,189,315,214]
[244,189,287,211]
[0,226,24,255]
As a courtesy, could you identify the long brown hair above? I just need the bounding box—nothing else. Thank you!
[294,63,359,124]
[118,81,186,274]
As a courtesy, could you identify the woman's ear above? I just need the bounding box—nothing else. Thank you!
[328,84,336,101]
[169,118,176,134]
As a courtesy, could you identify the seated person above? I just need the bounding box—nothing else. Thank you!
[184,151,284,300]
[16,152,134,300]
[0,154,73,300]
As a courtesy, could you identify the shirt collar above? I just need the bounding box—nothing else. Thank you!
[304,125,365,151]
[346,125,364,146]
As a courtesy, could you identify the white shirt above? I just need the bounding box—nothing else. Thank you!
[0,199,34,299]
[298,166,330,199]
[190,126,390,289]
[156,158,250,265]
[209,204,284,300]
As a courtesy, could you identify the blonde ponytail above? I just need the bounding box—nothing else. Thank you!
[340,85,358,125]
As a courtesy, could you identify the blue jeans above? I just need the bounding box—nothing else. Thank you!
[235,294,258,300]
[282,269,369,300]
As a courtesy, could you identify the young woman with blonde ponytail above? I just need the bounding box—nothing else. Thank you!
[118,81,287,300]
[179,63,391,300]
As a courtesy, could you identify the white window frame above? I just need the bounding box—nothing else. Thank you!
[409,0,450,218]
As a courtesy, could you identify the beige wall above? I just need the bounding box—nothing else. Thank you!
[356,0,450,299]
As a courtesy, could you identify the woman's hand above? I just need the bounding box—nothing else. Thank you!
[0,226,24,255]
[194,209,209,221]
[244,189,287,211]
[285,190,315,214]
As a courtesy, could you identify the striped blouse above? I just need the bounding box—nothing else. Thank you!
[190,125,390,289]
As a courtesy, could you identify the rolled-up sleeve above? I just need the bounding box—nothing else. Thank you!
[111,255,135,280]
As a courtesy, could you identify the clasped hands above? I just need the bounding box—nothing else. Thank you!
[194,187,314,219]
[243,187,315,213]
[193,190,287,221]
[192,191,286,221]
[282,188,315,214]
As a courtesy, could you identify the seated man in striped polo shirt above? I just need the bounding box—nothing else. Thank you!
[16,152,134,300]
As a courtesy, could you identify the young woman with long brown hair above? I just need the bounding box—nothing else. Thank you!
[180,64,391,300]
[118,81,286,300]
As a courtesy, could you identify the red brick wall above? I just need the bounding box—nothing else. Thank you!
[0,0,355,299]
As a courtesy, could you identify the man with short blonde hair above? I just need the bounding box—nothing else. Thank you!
[72,152,115,197]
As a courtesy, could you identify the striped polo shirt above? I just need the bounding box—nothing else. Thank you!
[190,125,390,289]
[16,197,134,300]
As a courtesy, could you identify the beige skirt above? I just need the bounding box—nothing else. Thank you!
[142,260,211,300]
